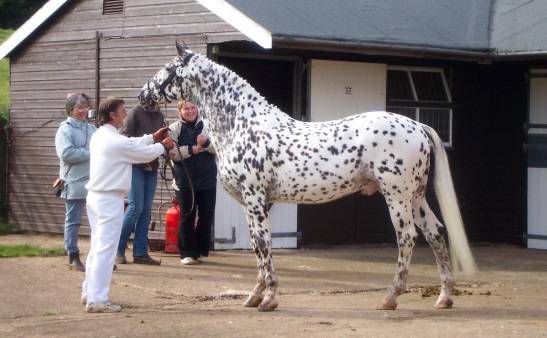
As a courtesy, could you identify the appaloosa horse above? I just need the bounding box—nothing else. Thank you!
[139,42,476,312]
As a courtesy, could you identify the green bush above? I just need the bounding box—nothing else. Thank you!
[0,222,14,235]
[0,29,12,121]
[0,0,48,30]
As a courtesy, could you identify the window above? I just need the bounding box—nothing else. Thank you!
[103,0,124,15]
[386,67,453,146]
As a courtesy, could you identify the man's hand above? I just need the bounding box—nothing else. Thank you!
[153,127,170,143]
[161,137,175,150]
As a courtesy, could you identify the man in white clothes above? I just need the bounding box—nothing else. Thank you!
[82,97,174,313]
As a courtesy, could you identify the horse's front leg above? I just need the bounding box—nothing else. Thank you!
[243,232,266,307]
[242,194,279,311]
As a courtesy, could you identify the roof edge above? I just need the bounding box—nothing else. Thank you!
[493,50,547,60]
[195,0,272,49]
[273,36,492,62]
[0,0,71,60]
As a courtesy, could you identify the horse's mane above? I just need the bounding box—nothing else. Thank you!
[191,53,286,118]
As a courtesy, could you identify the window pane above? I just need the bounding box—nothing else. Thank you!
[419,108,451,143]
[387,106,417,120]
[411,71,448,102]
[387,70,414,100]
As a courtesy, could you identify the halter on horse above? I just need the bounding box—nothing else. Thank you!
[139,42,476,312]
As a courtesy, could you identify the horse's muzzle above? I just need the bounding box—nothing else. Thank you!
[138,89,151,105]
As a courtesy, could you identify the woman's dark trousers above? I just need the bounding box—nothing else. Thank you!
[176,189,216,259]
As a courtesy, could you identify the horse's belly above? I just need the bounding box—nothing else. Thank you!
[272,185,359,204]
[271,165,368,204]
[217,165,245,204]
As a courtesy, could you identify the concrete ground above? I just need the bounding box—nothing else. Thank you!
[1,233,547,338]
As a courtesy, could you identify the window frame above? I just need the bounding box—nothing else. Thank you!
[386,66,453,147]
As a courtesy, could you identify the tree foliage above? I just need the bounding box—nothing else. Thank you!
[0,0,48,29]
[0,29,12,120]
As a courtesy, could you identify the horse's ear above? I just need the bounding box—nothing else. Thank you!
[176,41,189,56]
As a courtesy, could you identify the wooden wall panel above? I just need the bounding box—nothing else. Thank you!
[8,0,245,234]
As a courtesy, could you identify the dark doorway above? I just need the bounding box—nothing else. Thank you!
[215,55,298,118]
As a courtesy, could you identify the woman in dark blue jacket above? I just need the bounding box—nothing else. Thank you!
[168,100,217,265]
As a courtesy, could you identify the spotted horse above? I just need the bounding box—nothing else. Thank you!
[139,42,477,312]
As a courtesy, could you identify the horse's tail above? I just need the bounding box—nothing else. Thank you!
[422,124,477,275]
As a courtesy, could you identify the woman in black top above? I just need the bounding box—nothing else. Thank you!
[168,100,217,265]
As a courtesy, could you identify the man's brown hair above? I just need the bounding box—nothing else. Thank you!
[97,97,125,126]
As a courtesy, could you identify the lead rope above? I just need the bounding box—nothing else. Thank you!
[152,104,168,264]
[150,103,173,263]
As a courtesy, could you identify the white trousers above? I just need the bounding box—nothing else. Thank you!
[82,191,124,303]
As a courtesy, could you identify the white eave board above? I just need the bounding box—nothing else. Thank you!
[195,0,272,49]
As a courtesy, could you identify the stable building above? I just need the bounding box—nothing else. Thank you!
[1,0,546,250]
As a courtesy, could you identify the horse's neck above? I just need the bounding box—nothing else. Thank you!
[189,57,288,146]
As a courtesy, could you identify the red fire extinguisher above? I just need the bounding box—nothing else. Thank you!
[164,198,180,254]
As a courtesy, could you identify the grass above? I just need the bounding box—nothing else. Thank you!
[0,29,13,121]
[0,244,65,258]
[0,223,65,257]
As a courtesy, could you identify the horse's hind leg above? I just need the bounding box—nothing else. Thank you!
[413,196,454,309]
[379,194,418,310]
[242,196,279,311]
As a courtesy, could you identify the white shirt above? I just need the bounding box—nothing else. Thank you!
[86,124,165,194]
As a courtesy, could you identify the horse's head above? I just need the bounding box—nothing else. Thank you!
[138,42,195,105]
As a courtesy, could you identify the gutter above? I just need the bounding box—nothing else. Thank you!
[492,50,547,61]
[274,36,547,63]
[273,36,491,62]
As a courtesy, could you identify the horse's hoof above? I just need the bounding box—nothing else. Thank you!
[378,296,398,310]
[243,294,263,307]
[434,297,453,309]
[257,297,278,312]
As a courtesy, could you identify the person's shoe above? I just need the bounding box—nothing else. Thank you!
[115,254,127,264]
[180,257,198,265]
[133,255,161,266]
[113,264,118,271]
[196,257,203,263]
[85,302,122,313]
[68,251,86,272]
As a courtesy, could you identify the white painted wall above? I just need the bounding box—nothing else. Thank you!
[310,60,387,121]
[529,76,547,124]
[214,179,297,250]
[527,73,547,250]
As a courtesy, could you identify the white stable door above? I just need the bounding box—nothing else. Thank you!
[527,71,547,249]
[213,179,297,250]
